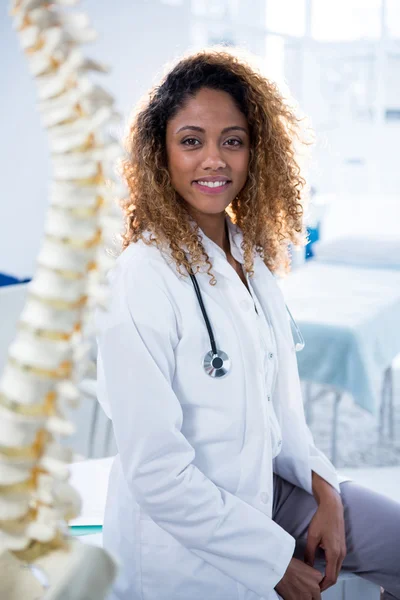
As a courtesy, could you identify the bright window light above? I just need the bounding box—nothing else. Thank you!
[386,0,400,38]
[264,35,286,85]
[161,0,183,5]
[191,0,228,18]
[265,0,306,37]
[312,0,382,41]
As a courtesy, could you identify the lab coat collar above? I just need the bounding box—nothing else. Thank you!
[197,214,246,281]
[140,213,246,283]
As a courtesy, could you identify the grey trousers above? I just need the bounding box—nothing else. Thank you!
[272,474,400,599]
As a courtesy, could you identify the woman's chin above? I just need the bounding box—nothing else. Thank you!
[188,196,234,217]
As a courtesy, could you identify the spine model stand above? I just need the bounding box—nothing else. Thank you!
[0,0,123,597]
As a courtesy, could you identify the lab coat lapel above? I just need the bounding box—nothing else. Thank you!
[199,225,244,285]
[194,219,246,307]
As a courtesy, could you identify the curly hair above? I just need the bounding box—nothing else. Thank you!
[120,47,308,283]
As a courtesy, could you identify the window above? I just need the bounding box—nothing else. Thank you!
[386,0,400,38]
[191,0,229,18]
[161,0,184,5]
[312,0,382,41]
[264,35,286,84]
[265,0,306,36]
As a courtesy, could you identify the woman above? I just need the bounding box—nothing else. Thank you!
[97,49,400,600]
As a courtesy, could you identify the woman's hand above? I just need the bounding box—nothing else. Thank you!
[306,473,347,592]
[275,557,324,599]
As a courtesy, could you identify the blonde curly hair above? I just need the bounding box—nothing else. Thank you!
[120,48,308,283]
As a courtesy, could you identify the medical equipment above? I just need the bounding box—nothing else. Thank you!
[189,272,231,378]
[286,304,306,352]
[189,272,305,379]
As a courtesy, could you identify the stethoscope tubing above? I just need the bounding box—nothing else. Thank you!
[285,304,305,352]
[189,271,305,378]
[189,272,218,356]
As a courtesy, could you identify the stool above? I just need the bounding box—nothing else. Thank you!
[322,570,381,599]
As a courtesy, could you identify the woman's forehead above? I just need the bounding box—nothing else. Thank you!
[168,88,248,133]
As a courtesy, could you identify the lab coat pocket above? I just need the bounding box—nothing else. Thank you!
[139,519,241,600]
[236,580,280,600]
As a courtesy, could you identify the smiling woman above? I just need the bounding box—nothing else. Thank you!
[120,48,307,284]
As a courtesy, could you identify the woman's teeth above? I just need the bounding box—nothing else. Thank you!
[196,181,228,188]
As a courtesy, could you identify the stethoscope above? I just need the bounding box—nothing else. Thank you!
[189,272,305,379]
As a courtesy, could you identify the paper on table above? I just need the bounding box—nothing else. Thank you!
[69,456,113,526]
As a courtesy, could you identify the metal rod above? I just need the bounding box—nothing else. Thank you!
[387,367,395,441]
[304,381,313,425]
[331,391,342,467]
[379,367,389,445]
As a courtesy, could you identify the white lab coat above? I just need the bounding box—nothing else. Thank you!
[96,218,342,600]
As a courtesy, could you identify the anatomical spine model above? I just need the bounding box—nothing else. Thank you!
[0,0,124,597]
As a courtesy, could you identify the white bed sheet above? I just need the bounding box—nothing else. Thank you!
[313,236,400,269]
[281,262,400,413]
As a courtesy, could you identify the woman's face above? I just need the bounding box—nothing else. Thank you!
[166,87,250,218]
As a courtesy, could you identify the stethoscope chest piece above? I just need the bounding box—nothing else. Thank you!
[203,349,231,378]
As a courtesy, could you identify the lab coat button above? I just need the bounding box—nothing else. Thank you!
[268,352,274,360]
[260,492,269,504]
[240,299,251,311]
[267,395,271,402]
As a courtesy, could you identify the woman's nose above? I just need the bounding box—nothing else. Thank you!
[201,146,226,170]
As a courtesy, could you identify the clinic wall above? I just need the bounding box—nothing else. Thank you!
[286,39,400,198]
[0,0,192,278]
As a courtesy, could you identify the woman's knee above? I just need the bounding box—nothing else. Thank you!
[339,481,400,589]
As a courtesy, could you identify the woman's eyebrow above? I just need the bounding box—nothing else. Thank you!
[175,125,248,135]
[221,126,248,134]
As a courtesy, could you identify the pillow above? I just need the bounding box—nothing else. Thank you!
[312,236,400,269]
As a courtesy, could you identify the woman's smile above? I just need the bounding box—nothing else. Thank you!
[192,176,233,195]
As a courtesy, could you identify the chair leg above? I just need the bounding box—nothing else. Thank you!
[379,367,394,445]
[379,370,388,446]
[387,367,395,442]
[304,381,313,425]
[331,391,342,467]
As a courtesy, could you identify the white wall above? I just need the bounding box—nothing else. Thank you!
[284,38,400,199]
[0,5,49,278]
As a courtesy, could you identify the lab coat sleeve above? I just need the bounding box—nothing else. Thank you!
[98,258,295,599]
[307,434,341,494]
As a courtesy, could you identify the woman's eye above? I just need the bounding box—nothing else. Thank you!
[182,138,200,146]
[224,138,243,147]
